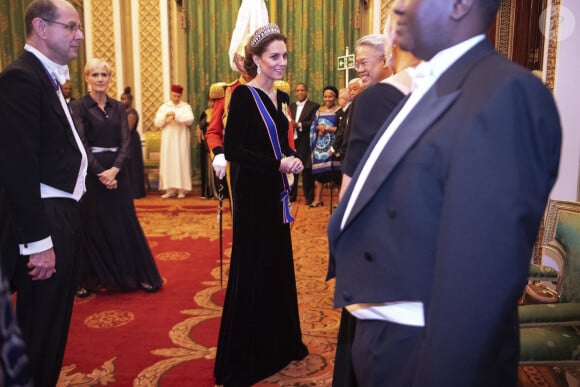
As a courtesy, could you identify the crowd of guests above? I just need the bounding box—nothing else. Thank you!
[0,0,562,386]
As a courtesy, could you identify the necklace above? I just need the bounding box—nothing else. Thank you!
[248,80,276,102]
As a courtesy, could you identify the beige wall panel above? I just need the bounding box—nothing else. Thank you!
[139,0,165,131]
[380,0,396,33]
[89,0,117,96]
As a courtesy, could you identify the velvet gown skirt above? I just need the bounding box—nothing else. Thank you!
[214,167,308,386]
[78,151,162,291]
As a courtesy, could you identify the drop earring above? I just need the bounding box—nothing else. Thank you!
[387,45,395,74]
[256,64,261,74]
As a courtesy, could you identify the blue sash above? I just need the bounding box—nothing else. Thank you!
[247,86,294,223]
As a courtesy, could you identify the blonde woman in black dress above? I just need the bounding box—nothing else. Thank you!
[72,59,162,297]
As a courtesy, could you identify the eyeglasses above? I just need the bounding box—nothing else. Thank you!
[42,19,83,33]
[354,56,385,71]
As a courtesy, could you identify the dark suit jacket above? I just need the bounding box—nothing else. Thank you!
[0,51,82,248]
[290,100,319,168]
[341,83,405,176]
[332,102,353,159]
[327,40,561,386]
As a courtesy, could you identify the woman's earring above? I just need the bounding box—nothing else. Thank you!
[257,64,261,74]
[386,46,395,73]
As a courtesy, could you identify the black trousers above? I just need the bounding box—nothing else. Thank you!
[349,319,422,387]
[290,167,314,204]
[332,308,358,387]
[3,198,80,386]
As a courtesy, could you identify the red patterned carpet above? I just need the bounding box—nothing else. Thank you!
[58,192,339,386]
[56,191,570,386]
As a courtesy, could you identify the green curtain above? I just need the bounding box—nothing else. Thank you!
[0,0,86,98]
[0,1,28,71]
[185,0,239,115]
[185,0,360,117]
[276,0,360,100]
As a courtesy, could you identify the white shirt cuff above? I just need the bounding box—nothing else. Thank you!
[346,301,425,327]
[19,236,53,255]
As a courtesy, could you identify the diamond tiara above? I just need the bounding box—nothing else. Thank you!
[250,23,281,47]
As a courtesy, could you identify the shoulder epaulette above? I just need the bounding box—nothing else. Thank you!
[209,82,226,99]
[225,79,239,87]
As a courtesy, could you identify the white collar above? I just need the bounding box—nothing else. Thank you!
[424,34,485,78]
[409,35,485,90]
[24,44,70,85]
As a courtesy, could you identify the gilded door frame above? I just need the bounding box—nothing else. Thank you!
[496,0,559,91]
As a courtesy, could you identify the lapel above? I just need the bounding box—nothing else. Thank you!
[344,103,354,127]
[308,100,319,116]
[290,103,297,119]
[339,40,496,232]
[291,100,312,122]
[25,52,79,149]
[337,104,349,128]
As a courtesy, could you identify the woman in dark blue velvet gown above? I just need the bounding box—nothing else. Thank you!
[214,25,308,387]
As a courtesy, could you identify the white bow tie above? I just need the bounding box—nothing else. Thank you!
[410,61,434,91]
[52,65,70,85]
[296,100,306,107]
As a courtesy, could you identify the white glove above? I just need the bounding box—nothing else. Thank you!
[212,153,227,179]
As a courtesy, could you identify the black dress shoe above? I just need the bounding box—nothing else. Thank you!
[76,288,91,298]
[140,282,159,293]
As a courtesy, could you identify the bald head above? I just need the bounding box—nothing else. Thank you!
[25,0,83,65]
[25,0,77,37]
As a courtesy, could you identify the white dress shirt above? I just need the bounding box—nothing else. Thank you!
[295,99,306,123]
[293,99,308,139]
[341,35,485,327]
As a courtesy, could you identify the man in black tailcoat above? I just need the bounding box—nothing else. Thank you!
[327,0,562,385]
[289,82,319,205]
[0,0,87,384]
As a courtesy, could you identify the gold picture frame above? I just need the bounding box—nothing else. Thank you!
[542,199,580,247]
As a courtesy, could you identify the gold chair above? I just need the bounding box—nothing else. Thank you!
[143,130,161,191]
[519,200,580,368]
[524,200,580,304]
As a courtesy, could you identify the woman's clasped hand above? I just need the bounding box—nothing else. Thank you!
[280,156,303,174]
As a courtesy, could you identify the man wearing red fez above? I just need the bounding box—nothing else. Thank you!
[154,84,194,199]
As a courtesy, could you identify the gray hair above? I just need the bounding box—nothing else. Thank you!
[348,78,363,88]
[84,58,113,77]
[356,34,386,56]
